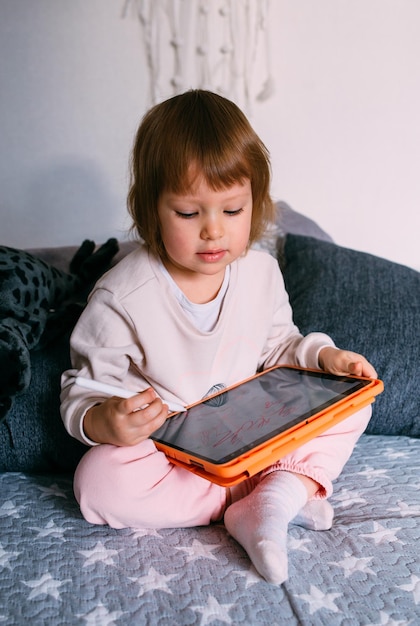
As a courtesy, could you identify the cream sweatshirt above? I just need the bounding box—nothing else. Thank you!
[60,246,334,444]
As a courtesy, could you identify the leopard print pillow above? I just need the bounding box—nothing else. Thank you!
[0,239,118,421]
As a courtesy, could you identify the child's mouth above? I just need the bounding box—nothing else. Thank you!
[197,250,227,263]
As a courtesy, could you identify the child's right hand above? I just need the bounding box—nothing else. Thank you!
[83,387,170,446]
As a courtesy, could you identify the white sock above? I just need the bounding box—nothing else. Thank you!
[224,471,308,584]
[293,500,334,531]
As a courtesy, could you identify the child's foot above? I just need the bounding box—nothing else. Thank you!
[292,499,334,531]
[224,471,308,584]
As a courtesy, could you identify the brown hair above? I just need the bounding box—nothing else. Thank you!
[127,89,275,257]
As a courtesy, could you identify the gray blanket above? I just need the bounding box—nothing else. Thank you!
[1,433,419,625]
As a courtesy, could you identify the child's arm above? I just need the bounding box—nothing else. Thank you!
[83,387,170,446]
[318,347,377,378]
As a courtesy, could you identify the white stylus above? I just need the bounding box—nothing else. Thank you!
[74,376,186,413]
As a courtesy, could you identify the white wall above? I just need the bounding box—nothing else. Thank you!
[262,0,420,271]
[0,0,146,246]
[1,1,419,270]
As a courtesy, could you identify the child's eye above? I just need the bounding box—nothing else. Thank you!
[224,208,244,216]
[175,211,198,219]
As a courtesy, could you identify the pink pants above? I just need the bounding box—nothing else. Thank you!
[74,406,371,529]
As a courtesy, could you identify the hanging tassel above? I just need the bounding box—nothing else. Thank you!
[123,0,274,110]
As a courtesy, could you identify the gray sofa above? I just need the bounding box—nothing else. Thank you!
[1,204,419,625]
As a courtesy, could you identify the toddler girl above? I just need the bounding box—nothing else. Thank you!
[61,89,376,584]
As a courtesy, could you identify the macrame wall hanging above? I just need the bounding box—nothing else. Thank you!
[122,0,274,113]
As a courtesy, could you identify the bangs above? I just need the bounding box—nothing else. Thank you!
[162,142,253,196]
[153,91,257,195]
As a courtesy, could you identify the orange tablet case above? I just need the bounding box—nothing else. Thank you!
[151,365,384,487]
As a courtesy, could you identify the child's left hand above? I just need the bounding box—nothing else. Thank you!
[318,347,378,379]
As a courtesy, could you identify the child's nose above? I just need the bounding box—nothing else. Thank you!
[201,217,224,240]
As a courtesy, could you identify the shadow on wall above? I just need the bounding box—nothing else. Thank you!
[4,158,127,248]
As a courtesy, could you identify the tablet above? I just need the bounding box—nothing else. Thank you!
[151,365,383,486]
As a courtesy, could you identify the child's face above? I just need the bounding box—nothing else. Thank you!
[157,174,252,296]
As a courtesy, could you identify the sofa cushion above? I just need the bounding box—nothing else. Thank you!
[276,200,334,242]
[0,331,86,472]
[280,234,420,437]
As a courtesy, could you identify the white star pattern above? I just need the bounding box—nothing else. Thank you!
[358,467,389,479]
[366,610,413,625]
[288,536,311,553]
[77,602,124,625]
[231,564,262,587]
[329,551,376,578]
[129,567,176,596]
[359,522,402,545]
[22,572,70,600]
[176,539,220,563]
[398,574,420,604]
[384,448,411,460]
[332,489,367,509]
[128,527,161,539]
[0,543,20,569]
[29,520,67,539]
[296,585,341,615]
[388,501,420,517]
[191,595,234,625]
[0,500,26,519]
[78,542,119,567]
[36,483,67,499]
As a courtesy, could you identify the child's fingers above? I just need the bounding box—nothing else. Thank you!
[347,361,363,376]
[117,394,169,437]
[122,387,157,413]
[347,356,377,379]
[320,347,377,379]
[132,397,168,426]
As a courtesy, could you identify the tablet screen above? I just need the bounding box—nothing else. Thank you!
[151,367,371,465]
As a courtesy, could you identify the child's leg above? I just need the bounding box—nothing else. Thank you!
[270,405,372,498]
[293,499,334,530]
[224,406,371,584]
[74,439,227,529]
[231,479,335,531]
[224,470,310,584]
